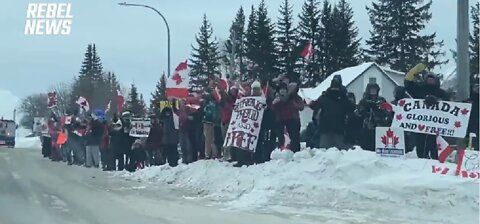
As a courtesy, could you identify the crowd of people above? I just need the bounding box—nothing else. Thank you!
[38,66,479,172]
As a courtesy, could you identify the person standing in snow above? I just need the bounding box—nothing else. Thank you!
[126,139,146,172]
[160,107,179,167]
[84,114,103,168]
[120,112,135,169]
[99,120,110,170]
[146,115,164,166]
[109,114,124,170]
[218,85,238,161]
[357,83,389,151]
[388,86,414,153]
[309,79,354,149]
[233,81,264,167]
[344,92,362,148]
[404,64,449,159]
[271,82,305,153]
[202,92,220,159]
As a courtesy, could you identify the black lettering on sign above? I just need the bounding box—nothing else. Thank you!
[404,102,412,112]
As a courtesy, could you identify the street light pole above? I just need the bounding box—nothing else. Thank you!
[118,2,171,77]
[456,0,470,148]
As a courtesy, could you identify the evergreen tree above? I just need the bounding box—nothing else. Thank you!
[470,2,479,77]
[319,0,334,79]
[71,44,107,111]
[190,14,221,91]
[225,7,247,81]
[139,94,147,116]
[366,0,447,72]
[277,0,300,82]
[298,0,321,86]
[245,5,259,82]
[327,0,361,74]
[105,72,120,115]
[150,73,167,115]
[254,0,278,82]
[126,83,144,116]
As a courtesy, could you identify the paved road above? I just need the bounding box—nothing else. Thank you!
[0,147,311,224]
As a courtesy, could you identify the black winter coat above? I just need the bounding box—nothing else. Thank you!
[311,88,354,134]
[405,80,449,101]
[86,120,103,146]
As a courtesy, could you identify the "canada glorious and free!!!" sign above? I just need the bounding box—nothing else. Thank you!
[391,99,472,138]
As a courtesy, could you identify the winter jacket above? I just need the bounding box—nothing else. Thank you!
[405,79,449,101]
[203,99,220,124]
[358,96,389,129]
[272,94,305,122]
[219,92,236,125]
[100,124,109,150]
[161,109,179,145]
[85,120,103,146]
[146,123,163,149]
[310,88,354,134]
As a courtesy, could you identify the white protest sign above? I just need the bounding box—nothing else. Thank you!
[223,96,267,152]
[391,99,472,138]
[129,118,151,137]
[33,117,48,134]
[375,127,405,157]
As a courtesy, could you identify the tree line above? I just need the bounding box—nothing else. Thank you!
[19,0,480,129]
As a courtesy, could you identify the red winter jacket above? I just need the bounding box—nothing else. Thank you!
[220,92,237,125]
[272,94,305,122]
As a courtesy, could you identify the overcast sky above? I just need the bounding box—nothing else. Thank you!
[0,0,474,106]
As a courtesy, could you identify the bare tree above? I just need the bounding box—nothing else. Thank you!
[48,82,72,114]
[19,93,48,129]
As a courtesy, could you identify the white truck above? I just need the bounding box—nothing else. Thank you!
[0,119,16,148]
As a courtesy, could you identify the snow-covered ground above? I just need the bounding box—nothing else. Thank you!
[14,127,41,149]
[119,148,479,224]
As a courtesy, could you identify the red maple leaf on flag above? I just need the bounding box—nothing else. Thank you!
[393,136,399,147]
[461,108,470,115]
[386,128,394,137]
[454,121,461,128]
[171,73,183,85]
[398,99,406,107]
[396,114,403,121]
[381,135,388,146]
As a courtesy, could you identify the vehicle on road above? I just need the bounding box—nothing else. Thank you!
[0,119,16,148]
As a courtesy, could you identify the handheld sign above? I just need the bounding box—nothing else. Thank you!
[129,118,151,138]
[391,99,472,138]
[375,127,405,157]
[223,96,267,152]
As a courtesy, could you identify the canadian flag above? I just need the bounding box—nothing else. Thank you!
[166,60,190,98]
[300,41,313,60]
[47,92,57,108]
[436,135,454,163]
[76,96,90,112]
[116,90,124,113]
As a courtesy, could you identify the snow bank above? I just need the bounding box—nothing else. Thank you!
[121,148,479,224]
[15,136,41,149]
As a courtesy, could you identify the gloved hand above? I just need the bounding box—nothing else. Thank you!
[425,95,438,107]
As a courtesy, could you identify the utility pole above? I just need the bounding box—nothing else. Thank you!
[456,0,470,148]
[118,2,171,76]
[457,0,470,101]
